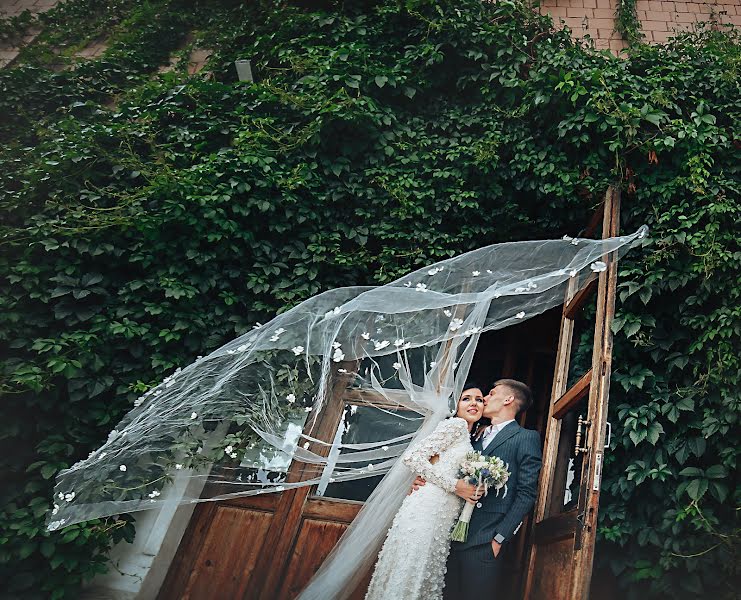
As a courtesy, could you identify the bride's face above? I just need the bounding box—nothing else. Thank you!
[456,387,484,424]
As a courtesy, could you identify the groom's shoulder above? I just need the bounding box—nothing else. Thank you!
[518,426,541,443]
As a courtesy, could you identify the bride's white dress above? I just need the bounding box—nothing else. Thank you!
[365,417,472,600]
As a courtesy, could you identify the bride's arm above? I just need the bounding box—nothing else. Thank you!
[401,418,467,493]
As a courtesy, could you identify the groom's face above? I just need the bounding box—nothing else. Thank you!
[482,384,513,418]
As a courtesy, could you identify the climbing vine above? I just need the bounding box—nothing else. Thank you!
[615,0,644,45]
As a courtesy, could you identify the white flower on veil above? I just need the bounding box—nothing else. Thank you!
[449,318,464,331]
[591,261,607,272]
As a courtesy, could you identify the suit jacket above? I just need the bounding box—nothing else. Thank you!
[453,421,542,551]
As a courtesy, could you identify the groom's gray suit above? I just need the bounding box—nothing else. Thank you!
[444,421,542,600]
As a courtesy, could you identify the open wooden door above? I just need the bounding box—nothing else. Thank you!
[522,187,622,600]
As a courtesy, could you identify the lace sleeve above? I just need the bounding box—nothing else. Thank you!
[402,418,467,493]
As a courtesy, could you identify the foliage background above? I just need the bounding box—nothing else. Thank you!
[0,0,738,598]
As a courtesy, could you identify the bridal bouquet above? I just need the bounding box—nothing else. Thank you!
[450,451,510,542]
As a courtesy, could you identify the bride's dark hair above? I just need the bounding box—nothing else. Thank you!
[460,380,484,395]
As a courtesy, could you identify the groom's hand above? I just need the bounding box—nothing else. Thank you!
[491,539,502,558]
[454,480,484,504]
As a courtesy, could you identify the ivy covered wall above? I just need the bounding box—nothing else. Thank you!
[0,0,737,598]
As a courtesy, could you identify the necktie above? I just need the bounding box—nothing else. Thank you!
[483,424,498,448]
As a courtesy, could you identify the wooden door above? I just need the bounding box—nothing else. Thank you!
[522,187,622,600]
[158,368,416,600]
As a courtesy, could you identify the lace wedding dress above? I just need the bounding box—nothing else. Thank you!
[364,417,472,600]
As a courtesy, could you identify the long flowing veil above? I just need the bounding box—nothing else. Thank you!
[48,226,647,598]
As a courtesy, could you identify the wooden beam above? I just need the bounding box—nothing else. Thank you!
[303,498,363,523]
[552,371,592,420]
[220,494,279,512]
[343,388,422,413]
[564,275,597,320]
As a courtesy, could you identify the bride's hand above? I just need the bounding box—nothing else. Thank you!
[454,480,484,504]
[408,476,427,495]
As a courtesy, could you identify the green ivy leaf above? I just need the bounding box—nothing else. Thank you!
[705,465,727,479]
[40,464,57,480]
[678,467,703,477]
[685,478,708,500]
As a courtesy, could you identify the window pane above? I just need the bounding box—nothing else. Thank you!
[320,404,422,502]
[214,412,309,486]
[547,396,589,516]
[566,299,596,389]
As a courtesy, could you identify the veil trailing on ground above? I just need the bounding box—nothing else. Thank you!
[48,227,647,597]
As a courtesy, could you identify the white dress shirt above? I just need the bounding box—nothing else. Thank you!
[481,419,515,450]
[481,418,519,543]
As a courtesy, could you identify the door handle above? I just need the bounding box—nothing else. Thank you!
[574,414,591,456]
[605,421,612,449]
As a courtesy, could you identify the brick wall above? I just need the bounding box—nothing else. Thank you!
[539,0,741,51]
[2,0,740,66]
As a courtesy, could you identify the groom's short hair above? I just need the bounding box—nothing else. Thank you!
[494,379,533,414]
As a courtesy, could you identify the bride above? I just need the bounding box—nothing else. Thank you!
[364,383,486,600]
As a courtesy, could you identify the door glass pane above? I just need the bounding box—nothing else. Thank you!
[547,396,589,516]
[320,404,422,502]
[566,299,596,389]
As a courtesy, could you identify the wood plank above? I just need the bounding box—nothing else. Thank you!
[303,497,363,523]
[277,516,374,600]
[531,302,575,524]
[552,371,592,420]
[277,519,351,600]
[343,388,421,412]
[157,503,218,600]
[180,505,273,599]
[196,486,281,511]
[530,511,579,545]
[527,536,576,599]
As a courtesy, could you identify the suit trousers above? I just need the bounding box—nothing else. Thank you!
[443,541,506,600]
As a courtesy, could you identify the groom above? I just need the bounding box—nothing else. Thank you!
[414,379,543,599]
